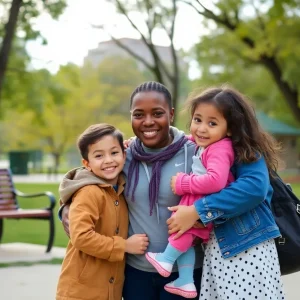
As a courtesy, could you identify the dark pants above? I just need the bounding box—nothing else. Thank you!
[122,264,202,300]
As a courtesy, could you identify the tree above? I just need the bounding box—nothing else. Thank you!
[183,0,300,121]
[95,0,181,121]
[1,63,134,171]
[0,0,67,103]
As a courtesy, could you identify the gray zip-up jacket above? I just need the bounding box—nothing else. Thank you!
[123,127,204,272]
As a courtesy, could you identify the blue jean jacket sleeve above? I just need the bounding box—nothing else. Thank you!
[194,156,272,225]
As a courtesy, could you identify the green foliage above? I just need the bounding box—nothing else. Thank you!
[189,0,300,125]
[1,57,152,166]
[0,0,67,111]
[0,0,67,42]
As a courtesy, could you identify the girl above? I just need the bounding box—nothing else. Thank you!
[145,87,235,298]
[167,86,285,299]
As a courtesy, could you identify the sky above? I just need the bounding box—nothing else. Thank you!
[26,0,204,74]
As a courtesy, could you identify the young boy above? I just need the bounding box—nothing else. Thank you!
[56,123,149,300]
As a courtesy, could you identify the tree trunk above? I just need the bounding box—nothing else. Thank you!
[52,152,60,175]
[261,56,300,121]
[0,0,23,103]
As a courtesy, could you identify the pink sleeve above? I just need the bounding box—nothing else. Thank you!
[175,139,234,195]
[186,134,195,142]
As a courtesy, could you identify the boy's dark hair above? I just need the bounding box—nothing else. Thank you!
[77,123,124,160]
[186,85,281,172]
[130,81,172,109]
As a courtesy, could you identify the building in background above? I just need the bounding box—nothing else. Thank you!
[257,112,300,169]
[84,38,176,70]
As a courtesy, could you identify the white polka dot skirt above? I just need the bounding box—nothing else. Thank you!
[200,231,285,300]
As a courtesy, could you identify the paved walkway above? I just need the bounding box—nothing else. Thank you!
[0,243,299,300]
[12,173,65,184]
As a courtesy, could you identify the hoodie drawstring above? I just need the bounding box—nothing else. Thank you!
[142,162,160,224]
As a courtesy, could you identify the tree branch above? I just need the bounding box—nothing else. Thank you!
[92,24,155,72]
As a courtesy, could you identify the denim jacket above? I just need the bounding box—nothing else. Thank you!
[194,156,280,259]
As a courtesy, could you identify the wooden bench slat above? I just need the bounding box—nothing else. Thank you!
[0,188,14,193]
[0,194,15,200]
[0,209,51,218]
[0,205,18,211]
[0,199,16,204]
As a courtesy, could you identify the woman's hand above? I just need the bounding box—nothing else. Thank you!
[123,137,135,149]
[166,205,200,239]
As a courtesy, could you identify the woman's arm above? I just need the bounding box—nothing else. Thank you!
[167,156,271,237]
[195,156,270,224]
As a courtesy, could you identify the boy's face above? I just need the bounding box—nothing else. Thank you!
[83,135,126,185]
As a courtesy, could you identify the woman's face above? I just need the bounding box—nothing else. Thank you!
[131,91,174,149]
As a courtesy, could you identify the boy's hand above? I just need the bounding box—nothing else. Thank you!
[170,175,177,194]
[62,203,71,238]
[125,234,149,254]
[123,137,135,149]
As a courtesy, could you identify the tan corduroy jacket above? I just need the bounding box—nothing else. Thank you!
[56,168,128,300]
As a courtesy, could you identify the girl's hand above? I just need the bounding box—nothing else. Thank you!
[166,205,200,239]
[123,137,135,149]
[170,175,177,194]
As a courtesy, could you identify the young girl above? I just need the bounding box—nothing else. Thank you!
[145,88,235,298]
[167,86,285,299]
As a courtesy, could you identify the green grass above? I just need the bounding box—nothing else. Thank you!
[1,183,69,248]
[291,184,300,196]
[2,182,300,249]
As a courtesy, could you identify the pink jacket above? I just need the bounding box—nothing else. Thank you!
[170,138,235,246]
[175,138,235,196]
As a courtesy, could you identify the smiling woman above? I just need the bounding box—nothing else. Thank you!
[121,81,203,300]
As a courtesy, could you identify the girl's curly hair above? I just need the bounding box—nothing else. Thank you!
[185,86,282,172]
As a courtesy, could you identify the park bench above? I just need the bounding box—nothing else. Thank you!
[0,168,56,252]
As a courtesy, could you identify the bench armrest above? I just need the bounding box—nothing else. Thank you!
[15,190,56,210]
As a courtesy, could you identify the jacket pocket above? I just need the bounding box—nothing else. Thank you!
[231,209,260,235]
[78,256,92,284]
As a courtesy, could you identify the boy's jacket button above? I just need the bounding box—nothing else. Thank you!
[109,277,114,283]
[114,200,119,206]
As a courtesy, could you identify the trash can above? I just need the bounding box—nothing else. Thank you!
[29,150,43,172]
[9,151,29,175]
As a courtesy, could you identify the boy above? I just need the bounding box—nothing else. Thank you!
[56,123,149,300]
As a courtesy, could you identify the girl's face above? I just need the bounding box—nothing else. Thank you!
[190,102,231,148]
[131,91,174,149]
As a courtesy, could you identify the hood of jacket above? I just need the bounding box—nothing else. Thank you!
[59,167,119,204]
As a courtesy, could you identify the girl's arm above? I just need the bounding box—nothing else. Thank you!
[70,188,126,262]
[167,156,271,237]
[174,140,234,195]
